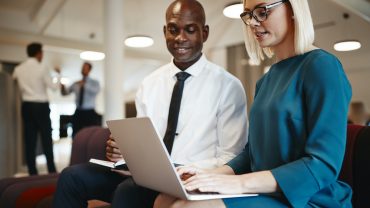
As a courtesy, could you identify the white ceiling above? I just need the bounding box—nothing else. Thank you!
[0,0,370,94]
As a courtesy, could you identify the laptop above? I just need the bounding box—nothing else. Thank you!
[106,117,257,201]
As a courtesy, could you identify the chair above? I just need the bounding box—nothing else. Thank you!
[0,126,110,208]
[339,124,370,207]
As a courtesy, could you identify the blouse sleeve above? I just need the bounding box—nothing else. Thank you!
[270,53,352,207]
[226,142,251,174]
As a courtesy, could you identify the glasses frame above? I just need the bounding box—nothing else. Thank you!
[240,0,289,26]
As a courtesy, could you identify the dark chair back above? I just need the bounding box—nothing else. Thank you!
[340,125,370,207]
[70,126,110,165]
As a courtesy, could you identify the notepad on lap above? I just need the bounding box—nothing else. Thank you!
[89,158,125,168]
[106,117,258,200]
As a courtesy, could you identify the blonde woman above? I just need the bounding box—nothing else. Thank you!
[154,0,352,207]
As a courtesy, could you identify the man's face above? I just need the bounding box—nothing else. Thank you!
[164,3,208,69]
[81,63,91,77]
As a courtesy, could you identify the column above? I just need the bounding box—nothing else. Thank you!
[104,0,125,122]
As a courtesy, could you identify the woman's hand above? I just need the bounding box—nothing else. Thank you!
[184,173,245,194]
[106,135,123,162]
[183,170,279,194]
[177,165,243,194]
[177,165,206,181]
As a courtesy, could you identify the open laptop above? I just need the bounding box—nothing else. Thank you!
[106,117,257,200]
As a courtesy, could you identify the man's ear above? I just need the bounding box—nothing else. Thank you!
[202,25,209,42]
[163,25,167,37]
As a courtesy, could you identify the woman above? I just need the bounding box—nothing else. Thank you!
[154,0,352,207]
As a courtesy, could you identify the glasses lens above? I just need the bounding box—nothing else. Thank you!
[253,7,268,22]
[241,12,252,25]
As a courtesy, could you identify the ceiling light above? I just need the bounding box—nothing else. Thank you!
[80,51,105,61]
[124,36,154,48]
[334,40,361,52]
[223,3,243,19]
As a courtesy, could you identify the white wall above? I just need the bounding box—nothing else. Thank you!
[346,69,370,111]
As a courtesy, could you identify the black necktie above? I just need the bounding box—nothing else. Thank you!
[163,72,191,155]
[78,79,85,108]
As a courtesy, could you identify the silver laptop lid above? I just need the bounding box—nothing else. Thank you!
[107,117,258,201]
[106,117,188,199]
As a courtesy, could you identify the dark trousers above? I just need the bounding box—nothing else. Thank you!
[72,109,100,137]
[21,102,56,175]
[53,163,159,208]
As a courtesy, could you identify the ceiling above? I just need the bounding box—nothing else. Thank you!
[0,0,370,97]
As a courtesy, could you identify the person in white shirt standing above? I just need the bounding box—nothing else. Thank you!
[61,62,100,137]
[13,42,59,175]
[53,0,248,207]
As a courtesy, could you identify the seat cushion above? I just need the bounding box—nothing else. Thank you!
[352,126,370,207]
[0,175,58,208]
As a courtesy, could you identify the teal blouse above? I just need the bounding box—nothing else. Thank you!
[227,49,352,207]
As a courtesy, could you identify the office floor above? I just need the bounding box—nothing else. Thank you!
[15,138,72,177]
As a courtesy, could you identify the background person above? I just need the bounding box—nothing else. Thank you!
[61,62,100,137]
[348,101,370,126]
[13,42,59,175]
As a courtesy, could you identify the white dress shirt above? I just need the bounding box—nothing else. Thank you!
[135,55,248,168]
[64,77,100,110]
[13,58,59,102]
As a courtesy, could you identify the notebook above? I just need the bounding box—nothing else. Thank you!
[106,117,257,200]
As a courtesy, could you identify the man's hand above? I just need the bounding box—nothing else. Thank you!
[106,135,123,162]
[77,80,85,87]
[54,66,61,74]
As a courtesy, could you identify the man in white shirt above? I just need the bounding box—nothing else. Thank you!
[13,42,59,175]
[61,62,100,137]
[53,0,248,207]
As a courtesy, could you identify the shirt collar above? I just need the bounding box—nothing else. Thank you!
[169,54,207,79]
[27,57,39,63]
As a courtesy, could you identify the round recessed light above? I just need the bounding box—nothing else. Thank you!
[223,3,243,19]
[80,51,105,61]
[334,40,361,52]
[124,36,154,48]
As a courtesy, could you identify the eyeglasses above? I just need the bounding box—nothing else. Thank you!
[240,0,289,26]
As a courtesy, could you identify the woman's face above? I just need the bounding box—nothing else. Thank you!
[243,0,294,49]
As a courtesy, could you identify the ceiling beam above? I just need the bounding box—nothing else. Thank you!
[0,28,102,52]
[29,0,67,35]
[330,0,370,22]
[0,28,169,62]
[29,0,47,21]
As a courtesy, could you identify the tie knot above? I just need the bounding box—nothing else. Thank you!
[176,72,191,81]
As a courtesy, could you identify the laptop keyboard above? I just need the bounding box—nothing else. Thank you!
[187,190,219,195]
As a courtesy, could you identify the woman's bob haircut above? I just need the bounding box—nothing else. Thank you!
[242,0,315,64]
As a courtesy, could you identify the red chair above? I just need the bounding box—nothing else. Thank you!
[339,124,370,207]
[0,126,110,208]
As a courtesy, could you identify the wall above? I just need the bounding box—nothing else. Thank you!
[347,69,370,111]
[0,71,23,178]
[226,43,370,116]
[226,44,274,113]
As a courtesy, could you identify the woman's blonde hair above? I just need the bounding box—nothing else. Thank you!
[242,0,315,64]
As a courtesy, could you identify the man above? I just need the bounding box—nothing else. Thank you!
[53,0,248,207]
[13,42,59,175]
[61,62,100,137]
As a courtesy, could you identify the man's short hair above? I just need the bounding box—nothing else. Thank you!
[84,62,92,70]
[27,42,43,57]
